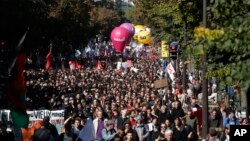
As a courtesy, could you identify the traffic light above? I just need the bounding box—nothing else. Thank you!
[169,42,178,60]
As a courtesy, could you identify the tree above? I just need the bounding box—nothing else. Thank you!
[125,0,202,44]
[125,7,145,25]
[47,0,91,44]
[192,0,250,118]
[89,7,121,38]
[0,0,95,51]
[193,0,250,87]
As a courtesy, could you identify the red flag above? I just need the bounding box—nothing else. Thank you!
[45,49,52,70]
[69,61,75,70]
[75,60,82,69]
[6,53,29,128]
[96,60,102,70]
[69,60,82,70]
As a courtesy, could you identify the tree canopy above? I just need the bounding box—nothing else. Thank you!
[194,0,250,88]
[125,0,202,43]
[0,0,121,50]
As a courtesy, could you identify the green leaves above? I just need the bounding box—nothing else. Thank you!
[125,0,202,42]
[191,0,250,88]
[226,76,233,85]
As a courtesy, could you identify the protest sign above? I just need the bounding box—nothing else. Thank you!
[154,79,168,89]
[0,109,64,134]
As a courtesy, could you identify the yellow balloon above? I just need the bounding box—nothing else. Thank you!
[133,25,146,40]
[137,31,151,44]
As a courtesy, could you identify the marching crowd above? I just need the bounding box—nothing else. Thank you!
[0,41,248,141]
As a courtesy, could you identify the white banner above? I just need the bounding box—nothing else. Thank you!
[27,110,64,121]
[0,110,64,134]
[166,63,175,81]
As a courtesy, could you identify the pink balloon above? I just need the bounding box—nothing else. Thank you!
[120,23,135,35]
[120,23,134,45]
[110,27,130,53]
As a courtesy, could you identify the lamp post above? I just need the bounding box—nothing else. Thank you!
[201,0,208,140]
[182,16,187,92]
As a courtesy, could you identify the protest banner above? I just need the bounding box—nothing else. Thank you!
[0,109,64,134]
[166,63,175,81]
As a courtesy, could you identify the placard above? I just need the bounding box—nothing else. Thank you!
[154,79,168,89]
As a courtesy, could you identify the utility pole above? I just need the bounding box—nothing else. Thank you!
[201,0,208,140]
[176,49,180,78]
[182,19,187,92]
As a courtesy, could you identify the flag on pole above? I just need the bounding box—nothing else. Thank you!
[69,60,82,71]
[69,61,76,70]
[45,48,52,70]
[6,29,29,128]
[6,53,29,128]
[78,118,95,141]
[162,60,167,72]
[75,61,82,70]
[96,60,102,70]
[166,63,175,81]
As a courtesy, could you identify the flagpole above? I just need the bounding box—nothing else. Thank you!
[8,28,29,76]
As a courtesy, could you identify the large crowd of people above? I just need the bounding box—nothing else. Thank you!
[0,40,248,141]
